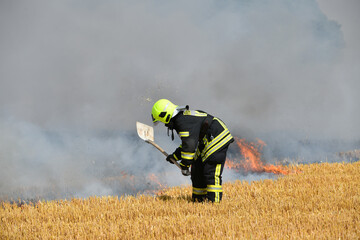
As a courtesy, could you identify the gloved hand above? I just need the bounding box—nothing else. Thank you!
[166,155,175,164]
[180,165,191,176]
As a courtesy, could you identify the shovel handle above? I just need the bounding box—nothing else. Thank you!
[145,140,182,170]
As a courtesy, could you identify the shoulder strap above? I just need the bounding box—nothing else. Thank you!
[183,110,208,117]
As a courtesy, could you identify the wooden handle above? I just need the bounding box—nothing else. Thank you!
[146,140,182,170]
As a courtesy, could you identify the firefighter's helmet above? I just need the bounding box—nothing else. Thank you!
[151,99,178,124]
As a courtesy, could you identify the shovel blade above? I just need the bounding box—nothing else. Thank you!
[136,121,154,142]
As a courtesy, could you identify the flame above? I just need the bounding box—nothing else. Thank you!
[147,174,167,195]
[148,174,163,187]
[225,137,292,175]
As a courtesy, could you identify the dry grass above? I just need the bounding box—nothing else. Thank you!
[1,162,359,239]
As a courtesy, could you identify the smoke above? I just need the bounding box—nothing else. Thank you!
[0,115,189,200]
[1,0,359,199]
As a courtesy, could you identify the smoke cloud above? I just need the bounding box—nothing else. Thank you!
[1,0,359,199]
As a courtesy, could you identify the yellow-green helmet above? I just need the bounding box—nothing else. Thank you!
[151,99,178,124]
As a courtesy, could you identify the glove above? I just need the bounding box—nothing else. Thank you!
[181,168,191,176]
[166,154,175,164]
[180,164,191,176]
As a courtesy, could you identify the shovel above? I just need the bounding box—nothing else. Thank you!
[136,121,182,170]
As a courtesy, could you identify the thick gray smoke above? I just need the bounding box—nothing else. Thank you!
[1,0,359,200]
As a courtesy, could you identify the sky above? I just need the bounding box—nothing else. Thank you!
[0,0,359,199]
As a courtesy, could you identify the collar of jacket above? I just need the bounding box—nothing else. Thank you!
[165,105,189,141]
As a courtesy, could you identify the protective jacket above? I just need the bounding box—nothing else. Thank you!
[167,109,234,168]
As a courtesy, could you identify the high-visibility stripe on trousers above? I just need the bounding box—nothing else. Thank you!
[191,147,228,203]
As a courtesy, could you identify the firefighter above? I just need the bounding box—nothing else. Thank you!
[151,99,234,203]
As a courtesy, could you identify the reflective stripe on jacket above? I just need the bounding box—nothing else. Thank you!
[170,110,233,166]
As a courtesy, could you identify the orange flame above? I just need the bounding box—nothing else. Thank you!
[225,137,291,175]
[147,174,167,195]
[148,174,163,187]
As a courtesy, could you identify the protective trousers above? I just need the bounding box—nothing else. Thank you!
[191,147,227,203]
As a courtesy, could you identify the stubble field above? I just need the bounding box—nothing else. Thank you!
[1,162,359,239]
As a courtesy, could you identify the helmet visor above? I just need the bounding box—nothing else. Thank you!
[151,114,160,126]
[151,114,157,122]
